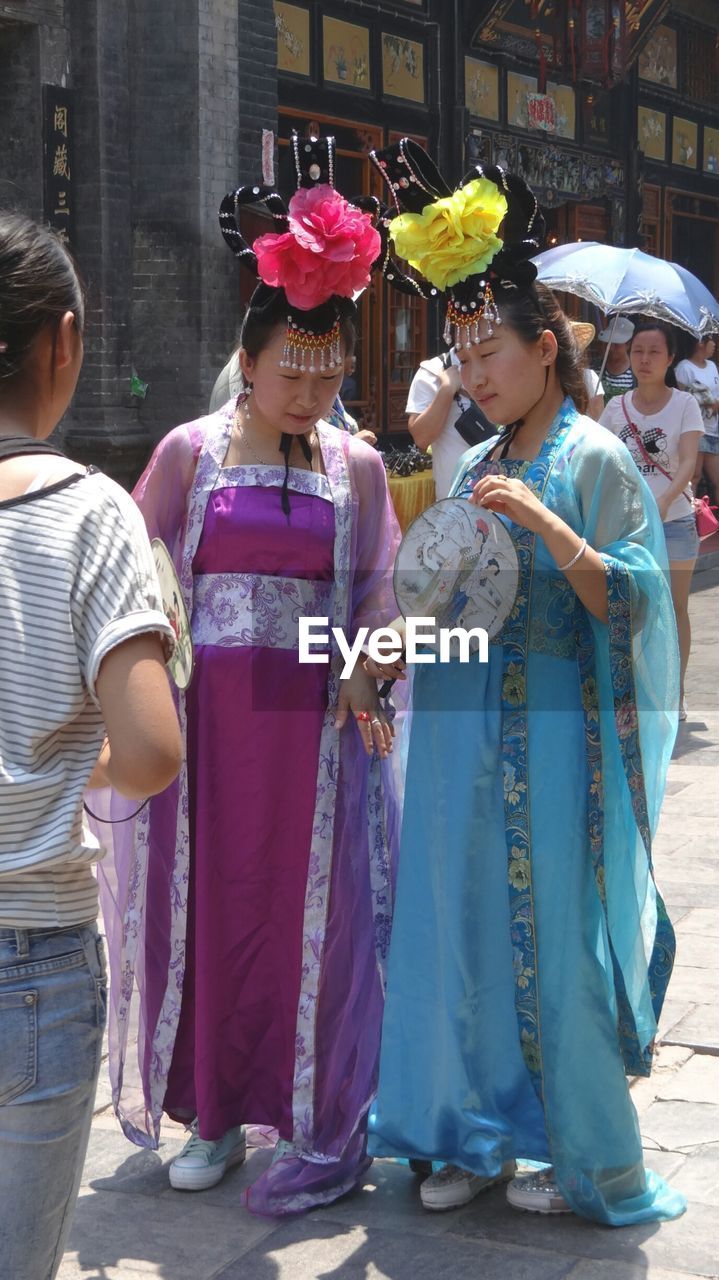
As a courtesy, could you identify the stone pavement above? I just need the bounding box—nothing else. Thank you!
[59,572,719,1280]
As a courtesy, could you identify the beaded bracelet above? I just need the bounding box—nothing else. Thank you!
[557,537,587,573]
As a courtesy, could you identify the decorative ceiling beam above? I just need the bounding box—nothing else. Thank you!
[470,0,672,73]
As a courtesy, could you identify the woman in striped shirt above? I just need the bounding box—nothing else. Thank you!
[0,214,182,1280]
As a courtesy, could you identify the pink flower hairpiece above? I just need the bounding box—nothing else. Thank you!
[254,185,380,312]
[0,342,7,354]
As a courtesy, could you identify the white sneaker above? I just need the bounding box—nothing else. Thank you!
[169,1119,246,1191]
[506,1168,571,1215]
[678,697,688,722]
[420,1159,516,1211]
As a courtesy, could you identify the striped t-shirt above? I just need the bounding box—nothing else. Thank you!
[0,468,173,928]
[601,367,636,402]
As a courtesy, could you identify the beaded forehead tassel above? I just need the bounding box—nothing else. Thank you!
[444,282,502,349]
[280,316,342,372]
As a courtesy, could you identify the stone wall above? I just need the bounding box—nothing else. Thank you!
[0,0,278,485]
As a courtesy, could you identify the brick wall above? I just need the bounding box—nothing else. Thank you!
[128,0,278,449]
[0,23,43,221]
[63,0,141,477]
[1,1,279,482]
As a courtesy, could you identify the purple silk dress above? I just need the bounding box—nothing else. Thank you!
[164,478,335,1138]
[94,405,402,1216]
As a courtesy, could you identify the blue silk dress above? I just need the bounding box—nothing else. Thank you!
[369,400,686,1225]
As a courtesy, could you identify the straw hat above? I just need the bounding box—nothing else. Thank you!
[570,321,596,352]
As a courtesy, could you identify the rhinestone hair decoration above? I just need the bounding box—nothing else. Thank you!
[219,131,381,371]
[280,315,342,373]
[370,140,545,348]
[444,285,502,350]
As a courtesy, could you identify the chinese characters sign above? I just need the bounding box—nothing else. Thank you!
[44,87,74,247]
[527,94,556,133]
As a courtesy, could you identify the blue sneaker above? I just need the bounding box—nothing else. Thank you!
[169,1119,246,1190]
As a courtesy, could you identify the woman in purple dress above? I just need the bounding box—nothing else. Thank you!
[97,138,401,1216]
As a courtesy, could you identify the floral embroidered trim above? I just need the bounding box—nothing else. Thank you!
[602,557,676,1075]
[192,572,334,650]
[451,399,577,1103]
[290,427,351,1150]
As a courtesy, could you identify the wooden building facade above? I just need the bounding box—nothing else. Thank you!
[273,0,719,436]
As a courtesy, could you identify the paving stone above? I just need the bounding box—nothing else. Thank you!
[640,1100,719,1153]
[663,966,719,1005]
[677,909,719,938]
[663,780,694,798]
[657,884,719,910]
[655,1054,719,1106]
[80,1127,185,1197]
[667,909,691,927]
[308,1158,480,1240]
[215,1219,579,1280]
[663,792,719,819]
[658,998,693,1039]
[443,1194,718,1278]
[566,1264,707,1280]
[672,934,719,969]
[655,817,714,842]
[662,1006,719,1054]
[667,1148,719,1208]
[57,1187,278,1280]
[660,860,719,889]
[630,1046,694,1117]
[653,835,694,859]
[648,1045,694,1079]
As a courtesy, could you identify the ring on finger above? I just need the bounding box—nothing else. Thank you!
[356,711,371,723]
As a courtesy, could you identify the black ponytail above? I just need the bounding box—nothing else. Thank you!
[0,213,84,387]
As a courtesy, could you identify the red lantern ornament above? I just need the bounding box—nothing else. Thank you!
[568,18,577,83]
[535,26,547,93]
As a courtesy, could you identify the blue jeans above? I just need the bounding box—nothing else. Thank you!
[662,513,699,563]
[0,923,106,1280]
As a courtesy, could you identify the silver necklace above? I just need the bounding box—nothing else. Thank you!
[235,411,316,470]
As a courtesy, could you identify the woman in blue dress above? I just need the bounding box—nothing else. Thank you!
[365,142,685,1226]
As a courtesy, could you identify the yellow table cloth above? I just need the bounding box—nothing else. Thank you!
[388,470,436,534]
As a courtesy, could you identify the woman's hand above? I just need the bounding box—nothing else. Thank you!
[357,428,378,447]
[440,364,463,396]
[364,653,407,682]
[470,474,551,535]
[364,614,407,685]
[334,663,394,759]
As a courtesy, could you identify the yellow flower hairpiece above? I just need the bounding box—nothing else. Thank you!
[388,177,508,292]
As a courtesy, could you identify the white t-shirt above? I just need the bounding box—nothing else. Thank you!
[0,470,174,928]
[674,358,719,436]
[600,389,703,522]
[406,352,473,499]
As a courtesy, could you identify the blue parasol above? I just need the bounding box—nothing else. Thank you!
[532,241,719,339]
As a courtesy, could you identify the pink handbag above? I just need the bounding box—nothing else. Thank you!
[694,493,719,539]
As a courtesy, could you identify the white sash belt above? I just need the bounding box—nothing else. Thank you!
[192,572,335,650]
